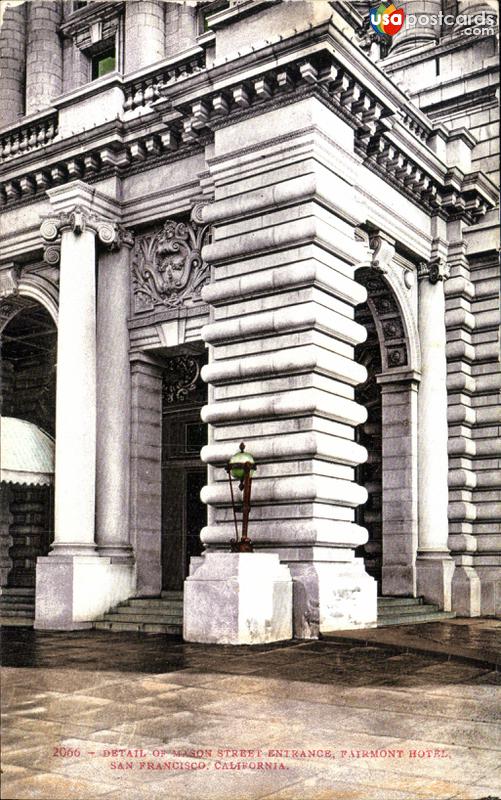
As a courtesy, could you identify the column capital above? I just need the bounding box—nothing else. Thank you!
[417,257,450,284]
[40,208,133,251]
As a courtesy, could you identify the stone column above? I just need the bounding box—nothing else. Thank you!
[125,1,165,73]
[35,182,135,629]
[26,1,63,114]
[390,0,442,53]
[165,3,198,55]
[416,258,455,610]
[455,0,498,24]
[129,353,163,597]
[96,232,134,561]
[39,211,97,555]
[184,97,377,641]
[377,370,420,597]
[0,1,26,124]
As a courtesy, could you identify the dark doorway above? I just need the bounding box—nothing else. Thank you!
[1,302,56,590]
[161,352,208,591]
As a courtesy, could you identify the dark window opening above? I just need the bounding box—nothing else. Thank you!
[91,46,116,80]
[201,1,230,33]
[74,1,89,9]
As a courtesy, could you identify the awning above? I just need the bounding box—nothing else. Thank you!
[0,417,54,486]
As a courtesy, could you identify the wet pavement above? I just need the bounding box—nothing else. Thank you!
[1,622,500,800]
[327,619,501,668]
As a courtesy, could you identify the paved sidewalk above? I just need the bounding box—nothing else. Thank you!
[327,619,501,668]
[1,622,500,800]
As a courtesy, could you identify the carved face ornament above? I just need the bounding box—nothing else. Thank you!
[132,218,210,311]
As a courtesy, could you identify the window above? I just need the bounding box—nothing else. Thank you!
[73,1,89,9]
[200,1,230,33]
[91,45,116,80]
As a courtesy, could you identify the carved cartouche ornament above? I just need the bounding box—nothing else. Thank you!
[132,219,210,312]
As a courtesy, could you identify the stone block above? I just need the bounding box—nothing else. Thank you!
[288,558,377,638]
[184,552,293,645]
[416,555,455,611]
[35,555,135,629]
[452,565,481,616]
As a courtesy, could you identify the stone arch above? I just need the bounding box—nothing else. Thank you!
[356,266,420,374]
[0,274,58,332]
[355,264,420,598]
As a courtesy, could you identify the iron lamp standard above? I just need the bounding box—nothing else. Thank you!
[224,442,257,553]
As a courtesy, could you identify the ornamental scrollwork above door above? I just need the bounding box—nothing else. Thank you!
[131,219,210,314]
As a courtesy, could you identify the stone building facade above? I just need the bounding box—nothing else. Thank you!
[0,0,499,638]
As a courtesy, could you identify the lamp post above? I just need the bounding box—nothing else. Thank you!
[225,442,257,553]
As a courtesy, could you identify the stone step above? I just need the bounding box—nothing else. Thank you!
[160,591,183,600]
[122,598,183,610]
[0,598,35,607]
[378,611,456,627]
[100,612,183,625]
[377,597,423,608]
[0,587,35,597]
[94,620,182,635]
[0,616,35,627]
[0,605,35,616]
[379,604,441,617]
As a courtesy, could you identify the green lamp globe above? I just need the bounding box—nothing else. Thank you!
[229,442,256,481]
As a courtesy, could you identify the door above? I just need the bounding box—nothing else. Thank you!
[161,354,207,591]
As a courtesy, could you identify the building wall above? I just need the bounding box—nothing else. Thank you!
[0,0,499,628]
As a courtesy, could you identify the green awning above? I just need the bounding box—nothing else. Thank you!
[0,417,54,486]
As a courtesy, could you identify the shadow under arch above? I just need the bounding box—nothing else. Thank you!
[354,265,420,598]
[1,292,58,601]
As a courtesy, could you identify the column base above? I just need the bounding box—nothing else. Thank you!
[382,564,417,597]
[97,544,135,563]
[34,555,136,630]
[184,552,293,645]
[416,552,455,611]
[287,557,377,639]
[452,565,481,617]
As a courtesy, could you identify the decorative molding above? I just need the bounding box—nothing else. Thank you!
[60,2,124,50]
[368,232,395,274]
[418,258,450,284]
[40,208,133,251]
[0,42,496,225]
[131,219,210,314]
[43,246,60,266]
[191,202,211,226]
[0,265,21,299]
[162,356,202,406]
[357,268,409,371]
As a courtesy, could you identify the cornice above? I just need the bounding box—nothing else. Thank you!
[59,2,124,40]
[0,22,497,225]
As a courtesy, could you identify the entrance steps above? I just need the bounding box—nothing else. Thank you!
[0,587,35,626]
[93,591,183,635]
[377,596,456,626]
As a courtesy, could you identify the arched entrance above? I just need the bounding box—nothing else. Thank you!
[0,299,57,622]
[355,265,420,598]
